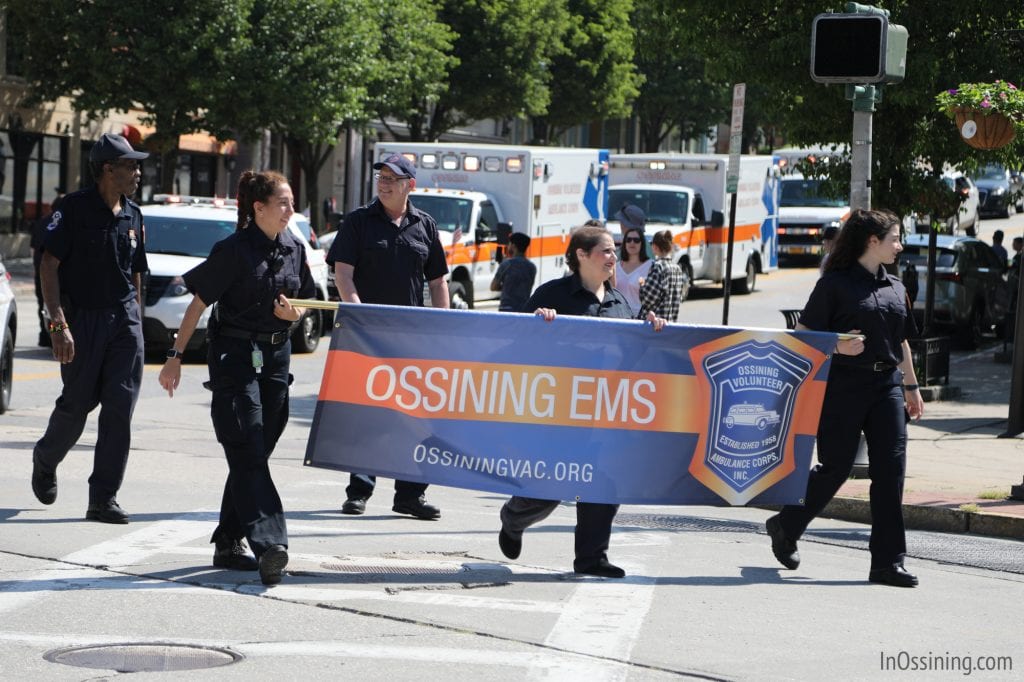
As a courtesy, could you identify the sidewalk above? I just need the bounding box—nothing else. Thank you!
[4,256,1022,539]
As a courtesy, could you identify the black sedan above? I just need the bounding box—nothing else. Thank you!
[970,164,1024,218]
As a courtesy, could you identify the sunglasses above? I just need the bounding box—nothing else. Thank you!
[624,236,643,244]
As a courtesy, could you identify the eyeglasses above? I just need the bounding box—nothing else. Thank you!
[624,237,643,244]
[374,172,408,185]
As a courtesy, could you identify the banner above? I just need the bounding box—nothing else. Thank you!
[304,305,838,506]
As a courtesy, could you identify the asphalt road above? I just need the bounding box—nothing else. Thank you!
[2,219,1023,679]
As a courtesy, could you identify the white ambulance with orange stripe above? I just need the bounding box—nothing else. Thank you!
[608,154,780,297]
[374,143,609,308]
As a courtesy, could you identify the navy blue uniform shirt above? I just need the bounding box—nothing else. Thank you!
[800,264,918,367]
[522,273,635,319]
[184,225,316,333]
[494,256,538,312]
[326,198,448,306]
[43,186,147,309]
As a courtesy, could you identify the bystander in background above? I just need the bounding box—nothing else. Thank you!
[490,232,536,311]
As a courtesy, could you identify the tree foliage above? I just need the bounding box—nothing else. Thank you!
[6,0,250,190]
[679,0,1024,216]
[631,0,730,152]
[529,0,642,145]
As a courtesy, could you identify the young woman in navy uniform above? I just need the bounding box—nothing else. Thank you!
[766,209,925,587]
[31,133,148,524]
[159,170,315,586]
[497,225,666,579]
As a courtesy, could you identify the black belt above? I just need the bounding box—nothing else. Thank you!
[216,325,290,345]
[836,361,897,372]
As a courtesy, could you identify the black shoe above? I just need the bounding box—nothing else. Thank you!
[574,558,626,578]
[869,564,919,588]
[86,499,129,524]
[213,539,259,571]
[498,528,522,560]
[259,545,289,586]
[341,497,367,515]
[766,514,800,570]
[392,497,441,520]
[31,455,57,505]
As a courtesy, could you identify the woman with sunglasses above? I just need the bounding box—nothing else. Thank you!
[158,170,315,587]
[613,205,652,312]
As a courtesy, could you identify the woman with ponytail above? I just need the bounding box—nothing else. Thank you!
[158,170,315,586]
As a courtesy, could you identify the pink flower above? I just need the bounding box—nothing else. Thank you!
[981,98,992,108]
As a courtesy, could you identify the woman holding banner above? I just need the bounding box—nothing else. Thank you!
[498,224,666,578]
[766,209,924,588]
[158,170,315,587]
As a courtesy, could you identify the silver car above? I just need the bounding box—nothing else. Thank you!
[900,234,1011,348]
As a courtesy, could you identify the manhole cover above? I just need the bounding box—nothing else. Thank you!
[44,643,242,672]
[322,560,464,575]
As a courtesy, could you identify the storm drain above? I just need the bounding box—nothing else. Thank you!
[616,513,758,533]
[321,559,464,575]
[44,643,242,673]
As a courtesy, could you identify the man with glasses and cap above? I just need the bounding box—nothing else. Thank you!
[30,133,149,524]
[326,153,450,520]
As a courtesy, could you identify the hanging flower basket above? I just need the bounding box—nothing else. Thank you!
[950,107,1016,150]
[936,81,1024,151]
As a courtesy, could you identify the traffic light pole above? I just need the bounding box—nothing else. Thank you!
[849,89,875,211]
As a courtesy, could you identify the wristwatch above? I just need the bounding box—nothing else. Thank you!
[166,349,184,360]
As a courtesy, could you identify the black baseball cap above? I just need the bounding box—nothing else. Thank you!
[89,133,149,165]
[373,153,416,180]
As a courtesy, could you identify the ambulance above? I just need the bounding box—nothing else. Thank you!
[374,142,609,308]
[607,153,780,296]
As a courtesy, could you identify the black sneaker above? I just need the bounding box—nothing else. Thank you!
[213,539,259,571]
[31,454,57,505]
[86,499,129,524]
[574,558,626,578]
[766,514,800,570]
[392,497,441,520]
[259,545,289,586]
[341,497,367,515]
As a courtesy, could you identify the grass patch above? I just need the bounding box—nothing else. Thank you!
[977,489,1009,500]
[959,503,981,513]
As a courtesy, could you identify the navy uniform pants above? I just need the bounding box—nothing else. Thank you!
[206,335,290,558]
[500,497,619,570]
[34,301,144,503]
[345,473,427,504]
[776,366,908,569]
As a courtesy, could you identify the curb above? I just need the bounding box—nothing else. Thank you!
[823,496,1024,541]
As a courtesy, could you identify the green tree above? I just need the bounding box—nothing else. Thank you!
[529,0,642,145]
[369,2,458,143]
[393,0,569,142]
[632,0,730,152]
[680,1,1024,216]
[212,0,380,232]
[6,0,250,192]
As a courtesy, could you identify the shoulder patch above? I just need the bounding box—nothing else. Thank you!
[46,211,62,231]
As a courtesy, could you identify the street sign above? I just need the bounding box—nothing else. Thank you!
[726,83,745,194]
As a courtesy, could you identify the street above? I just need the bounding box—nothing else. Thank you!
[2,215,1023,679]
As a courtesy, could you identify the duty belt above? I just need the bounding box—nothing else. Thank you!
[216,325,290,346]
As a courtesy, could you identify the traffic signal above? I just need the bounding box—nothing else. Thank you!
[810,13,908,84]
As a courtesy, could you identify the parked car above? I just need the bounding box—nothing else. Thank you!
[141,202,330,354]
[970,164,1024,219]
[899,234,1011,348]
[908,172,980,236]
[0,254,17,414]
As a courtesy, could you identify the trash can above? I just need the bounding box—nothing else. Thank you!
[909,336,950,386]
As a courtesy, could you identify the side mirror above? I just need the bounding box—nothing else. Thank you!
[710,210,725,228]
[496,222,513,245]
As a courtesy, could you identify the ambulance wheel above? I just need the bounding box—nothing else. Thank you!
[732,259,756,295]
[450,281,471,310]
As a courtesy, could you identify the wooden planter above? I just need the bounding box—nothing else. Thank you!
[951,106,1016,150]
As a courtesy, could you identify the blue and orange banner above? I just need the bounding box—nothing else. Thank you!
[304,305,838,506]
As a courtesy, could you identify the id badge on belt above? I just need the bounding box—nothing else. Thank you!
[251,349,264,374]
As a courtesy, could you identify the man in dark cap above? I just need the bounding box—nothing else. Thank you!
[31,133,149,524]
[326,152,449,520]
